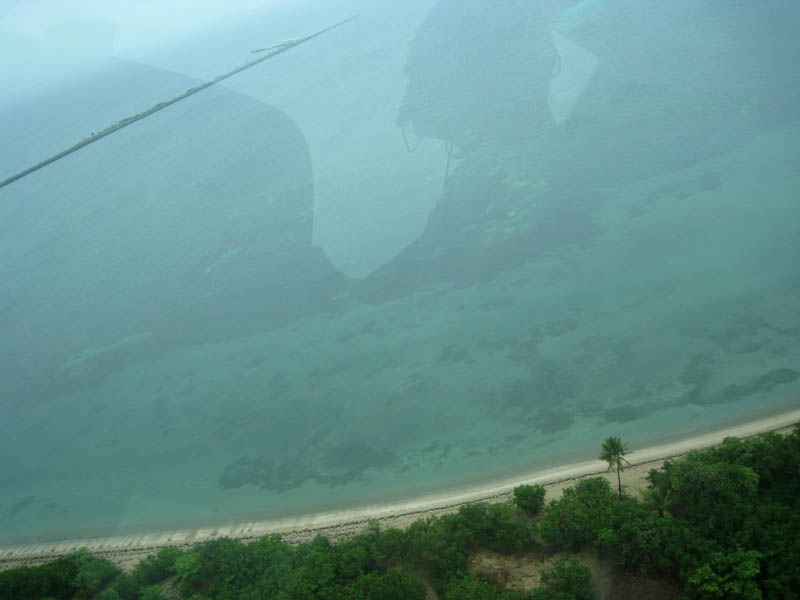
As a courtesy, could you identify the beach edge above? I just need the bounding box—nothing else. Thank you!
[2,407,798,570]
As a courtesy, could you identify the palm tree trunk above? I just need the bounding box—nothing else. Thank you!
[616,463,622,499]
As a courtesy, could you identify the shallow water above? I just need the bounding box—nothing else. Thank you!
[1,0,799,543]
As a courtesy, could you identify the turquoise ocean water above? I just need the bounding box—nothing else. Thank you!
[1,0,799,543]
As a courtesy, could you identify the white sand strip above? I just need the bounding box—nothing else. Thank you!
[1,407,798,570]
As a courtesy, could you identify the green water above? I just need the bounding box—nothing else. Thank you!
[3,123,798,542]
[1,0,799,544]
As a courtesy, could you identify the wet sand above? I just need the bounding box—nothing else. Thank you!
[2,408,798,572]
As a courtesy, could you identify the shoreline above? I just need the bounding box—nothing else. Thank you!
[2,407,798,572]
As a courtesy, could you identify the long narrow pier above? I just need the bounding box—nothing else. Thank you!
[0,16,357,191]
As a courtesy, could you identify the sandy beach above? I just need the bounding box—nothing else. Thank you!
[2,408,798,573]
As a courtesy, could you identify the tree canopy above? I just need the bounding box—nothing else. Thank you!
[599,435,632,499]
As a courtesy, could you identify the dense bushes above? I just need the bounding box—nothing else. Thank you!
[539,478,616,551]
[532,556,594,600]
[601,425,800,599]
[131,547,182,588]
[385,500,538,595]
[2,424,798,599]
[443,574,527,600]
[513,484,546,515]
[0,549,128,600]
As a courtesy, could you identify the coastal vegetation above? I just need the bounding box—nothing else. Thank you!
[2,425,798,599]
[598,436,631,500]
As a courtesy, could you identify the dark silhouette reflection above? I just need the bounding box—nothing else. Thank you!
[1,58,344,405]
[360,0,800,301]
[7,1,799,400]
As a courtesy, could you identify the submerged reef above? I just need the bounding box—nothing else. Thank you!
[218,442,399,492]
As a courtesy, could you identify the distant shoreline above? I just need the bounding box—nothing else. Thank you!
[2,407,798,572]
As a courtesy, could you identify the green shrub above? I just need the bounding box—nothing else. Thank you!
[174,537,265,598]
[72,549,121,599]
[94,588,120,600]
[539,478,616,551]
[375,527,408,561]
[532,555,594,600]
[513,484,546,515]
[598,507,694,575]
[0,551,129,600]
[132,547,183,586]
[444,574,526,599]
[106,573,138,600]
[138,585,167,600]
[455,502,535,553]
[685,548,762,600]
[352,569,427,600]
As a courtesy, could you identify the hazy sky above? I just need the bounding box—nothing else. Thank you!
[0,0,290,101]
[1,0,278,52]
[0,0,436,277]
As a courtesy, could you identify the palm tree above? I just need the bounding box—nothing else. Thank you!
[642,468,677,517]
[599,436,631,500]
[642,485,676,518]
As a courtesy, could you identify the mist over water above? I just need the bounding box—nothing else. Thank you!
[1,0,799,543]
